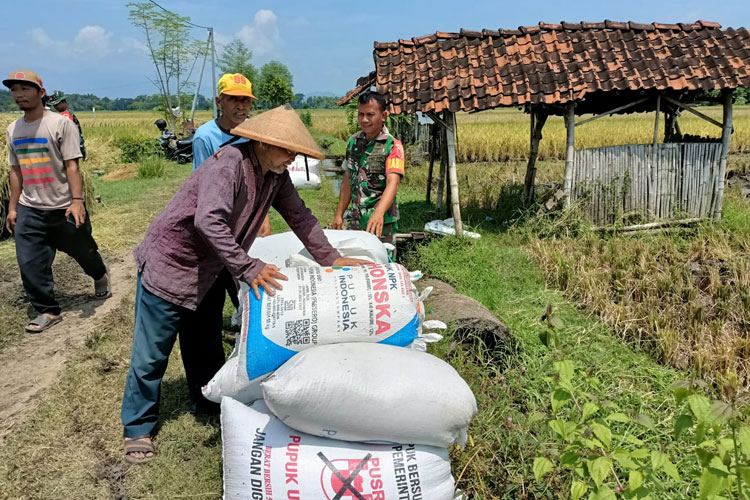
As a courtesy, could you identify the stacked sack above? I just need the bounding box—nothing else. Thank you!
[209,231,477,500]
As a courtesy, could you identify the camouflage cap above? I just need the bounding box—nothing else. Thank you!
[48,91,67,106]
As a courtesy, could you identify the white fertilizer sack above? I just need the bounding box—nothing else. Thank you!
[288,154,321,189]
[262,343,477,448]
[203,263,424,403]
[221,397,455,500]
[248,229,388,269]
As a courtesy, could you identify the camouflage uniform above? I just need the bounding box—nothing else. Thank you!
[343,126,405,244]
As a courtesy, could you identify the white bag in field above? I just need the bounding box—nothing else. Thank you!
[203,263,423,403]
[221,397,455,500]
[288,154,321,189]
[248,229,388,269]
[262,343,477,448]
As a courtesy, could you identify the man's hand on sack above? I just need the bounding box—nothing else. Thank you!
[250,264,288,299]
[332,257,372,267]
[365,211,385,237]
[331,214,344,230]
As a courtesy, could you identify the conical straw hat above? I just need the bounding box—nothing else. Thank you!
[230,104,324,160]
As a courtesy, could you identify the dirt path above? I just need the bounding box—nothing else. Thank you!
[0,253,136,443]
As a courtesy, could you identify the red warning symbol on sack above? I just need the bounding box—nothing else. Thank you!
[319,453,384,500]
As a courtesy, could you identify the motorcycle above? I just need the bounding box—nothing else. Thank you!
[154,119,194,164]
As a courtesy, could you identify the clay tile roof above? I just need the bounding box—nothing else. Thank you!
[340,20,750,115]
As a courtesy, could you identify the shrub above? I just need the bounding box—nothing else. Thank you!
[137,155,168,178]
[300,110,312,127]
[115,137,163,163]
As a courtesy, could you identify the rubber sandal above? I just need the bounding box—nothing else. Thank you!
[124,436,155,464]
[94,268,111,299]
[25,314,62,333]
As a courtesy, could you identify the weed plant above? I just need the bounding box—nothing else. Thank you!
[136,155,169,179]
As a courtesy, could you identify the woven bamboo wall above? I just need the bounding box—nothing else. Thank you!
[570,142,723,224]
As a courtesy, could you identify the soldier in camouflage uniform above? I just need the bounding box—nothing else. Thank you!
[48,91,86,161]
[332,91,404,244]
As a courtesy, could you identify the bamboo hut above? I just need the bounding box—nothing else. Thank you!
[339,20,750,228]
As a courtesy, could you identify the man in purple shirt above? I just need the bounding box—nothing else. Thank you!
[121,105,368,463]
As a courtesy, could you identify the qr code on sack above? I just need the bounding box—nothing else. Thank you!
[285,319,311,346]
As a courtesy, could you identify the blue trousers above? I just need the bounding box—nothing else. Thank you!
[14,204,106,315]
[121,272,226,438]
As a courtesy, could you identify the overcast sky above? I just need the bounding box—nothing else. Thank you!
[1,0,748,98]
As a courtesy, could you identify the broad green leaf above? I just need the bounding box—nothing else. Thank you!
[549,419,577,442]
[718,438,735,463]
[582,402,600,422]
[695,447,715,468]
[591,422,612,450]
[554,360,575,384]
[629,470,644,492]
[741,464,750,485]
[589,457,611,488]
[533,457,554,481]
[688,394,713,425]
[630,448,650,459]
[552,388,572,413]
[570,480,587,500]
[539,329,550,347]
[708,400,734,426]
[549,315,564,329]
[612,450,638,469]
[739,426,750,458]
[673,387,692,406]
[635,414,655,430]
[699,465,729,499]
[674,414,693,438]
[695,422,708,443]
[605,412,629,423]
[561,452,581,467]
[662,458,680,481]
[651,450,667,470]
[708,456,730,475]
[592,485,616,500]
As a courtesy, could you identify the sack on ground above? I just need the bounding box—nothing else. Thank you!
[248,229,389,268]
[204,263,423,403]
[221,397,455,500]
[262,342,477,448]
[288,154,321,189]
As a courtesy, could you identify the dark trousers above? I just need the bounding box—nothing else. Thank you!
[14,204,107,316]
[121,272,226,438]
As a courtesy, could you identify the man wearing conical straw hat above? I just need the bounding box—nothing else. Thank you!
[120,104,370,464]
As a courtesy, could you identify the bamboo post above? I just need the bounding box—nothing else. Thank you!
[445,111,464,235]
[436,125,448,212]
[651,94,661,218]
[523,110,548,204]
[562,102,576,208]
[713,90,733,221]
[426,123,437,203]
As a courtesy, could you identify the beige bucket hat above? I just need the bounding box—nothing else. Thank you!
[230,104,324,160]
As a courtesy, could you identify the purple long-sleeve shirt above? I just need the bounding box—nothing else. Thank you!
[134,142,341,310]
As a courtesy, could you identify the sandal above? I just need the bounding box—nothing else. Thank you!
[25,313,62,333]
[124,436,155,464]
[94,269,111,299]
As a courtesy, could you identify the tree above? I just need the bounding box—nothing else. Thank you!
[128,2,201,131]
[255,61,294,108]
[219,39,258,84]
[258,61,293,90]
[261,75,294,107]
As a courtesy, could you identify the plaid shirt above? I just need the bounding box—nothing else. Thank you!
[134,142,340,310]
